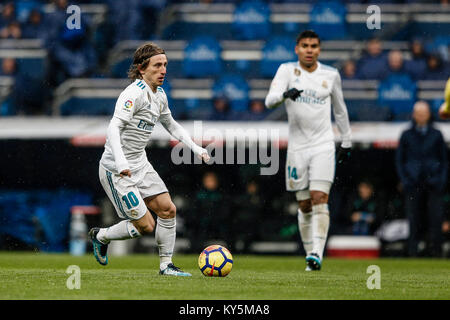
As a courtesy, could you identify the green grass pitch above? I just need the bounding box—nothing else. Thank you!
[0,252,448,300]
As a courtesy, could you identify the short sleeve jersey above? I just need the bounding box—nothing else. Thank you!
[100,79,171,173]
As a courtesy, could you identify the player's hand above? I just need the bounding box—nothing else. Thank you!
[120,169,131,178]
[283,88,303,101]
[195,146,210,163]
[336,145,351,165]
[438,102,450,120]
[198,148,210,163]
[201,152,210,163]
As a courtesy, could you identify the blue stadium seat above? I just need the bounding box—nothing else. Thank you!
[212,74,250,112]
[347,101,392,121]
[378,74,417,121]
[308,1,348,40]
[182,36,222,78]
[260,37,297,78]
[60,97,116,116]
[232,0,271,40]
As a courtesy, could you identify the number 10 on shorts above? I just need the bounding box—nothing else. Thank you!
[122,191,139,209]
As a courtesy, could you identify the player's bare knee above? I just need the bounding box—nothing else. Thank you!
[158,202,176,219]
[298,200,312,213]
[310,191,328,205]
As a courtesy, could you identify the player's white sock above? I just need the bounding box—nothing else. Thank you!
[155,217,176,270]
[311,204,330,260]
[297,208,313,256]
[97,220,141,244]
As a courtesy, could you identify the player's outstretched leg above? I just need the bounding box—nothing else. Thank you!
[89,227,109,266]
[89,220,143,266]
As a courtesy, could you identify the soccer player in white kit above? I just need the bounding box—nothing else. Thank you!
[89,43,210,276]
[265,30,352,271]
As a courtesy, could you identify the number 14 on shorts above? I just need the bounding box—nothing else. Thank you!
[288,166,298,180]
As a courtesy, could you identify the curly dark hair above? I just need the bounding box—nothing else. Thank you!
[296,30,321,45]
[128,42,165,80]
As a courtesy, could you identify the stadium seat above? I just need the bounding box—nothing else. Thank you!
[232,0,271,40]
[212,74,250,112]
[260,37,297,78]
[378,74,417,120]
[60,97,116,116]
[182,36,222,78]
[308,1,348,40]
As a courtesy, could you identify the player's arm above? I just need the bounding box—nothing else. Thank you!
[108,92,137,177]
[265,64,302,109]
[159,112,210,162]
[106,116,131,177]
[331,71,352,163]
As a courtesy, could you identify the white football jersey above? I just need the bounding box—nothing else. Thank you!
[100,79,171,173]
[265,61,352,151]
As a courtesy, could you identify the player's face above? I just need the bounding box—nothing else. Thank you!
[140,54,168,89]
[295,38,320,69]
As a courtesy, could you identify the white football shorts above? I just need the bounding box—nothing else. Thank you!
[99,161,168,220]
[285,142,335,200]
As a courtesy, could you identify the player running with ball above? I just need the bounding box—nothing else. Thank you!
[265,30,352,271]
[89,43,210,276]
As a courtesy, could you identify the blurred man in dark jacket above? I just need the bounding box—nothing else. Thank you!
[396,101,448,257]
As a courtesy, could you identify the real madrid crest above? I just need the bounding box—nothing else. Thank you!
[294,68,301,77]
[322,80,328,89]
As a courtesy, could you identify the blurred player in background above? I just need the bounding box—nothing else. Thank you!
[438,77,450,120]
[89,42,210,276]
[265,30,352,271]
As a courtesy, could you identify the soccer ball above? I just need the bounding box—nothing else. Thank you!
[198,245,233,277]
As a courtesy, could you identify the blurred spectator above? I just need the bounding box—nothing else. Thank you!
[0,21,22,39]
[385,182,406,221]
[346,180,382,235]
[47,26,98,86]
[341,60,358,80]
[140,0,166,39]
[207,96,239,121]
[420,54,450,80]
[356,38,389,80]
[0,58,18,116]
[22,8,46,40]
[404,39,428,81]
[187,172,230,252]
[396,100,448,257]
[44,0,71,46]
[242,99,268,121]
[386,50,407,77]
[107,0,166,42]
[45,0,91,48]
[0,58,17,77]
[230,179,263,253]
[0,2,16,29]
[0,57,49,115]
